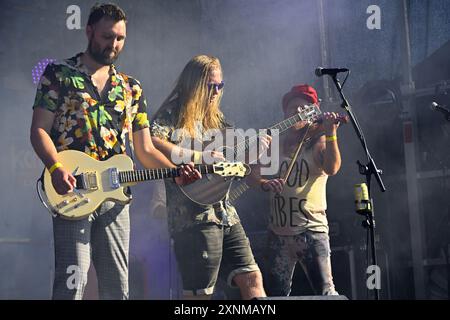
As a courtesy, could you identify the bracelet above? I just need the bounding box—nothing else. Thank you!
[48,162,63,174]
[325,135,337,142]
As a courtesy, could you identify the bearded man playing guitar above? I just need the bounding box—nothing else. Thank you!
[30,4,199,300]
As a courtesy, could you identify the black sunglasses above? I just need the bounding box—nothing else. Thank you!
[207,81,225,91]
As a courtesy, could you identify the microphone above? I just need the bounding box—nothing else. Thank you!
[315,67,349,77]
[429,102,450,121]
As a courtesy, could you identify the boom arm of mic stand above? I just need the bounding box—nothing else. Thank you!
[330,75,386,193]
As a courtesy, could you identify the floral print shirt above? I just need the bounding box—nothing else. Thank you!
[150,100,240,235]
[32,53,149,160]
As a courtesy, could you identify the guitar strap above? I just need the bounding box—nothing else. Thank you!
[122,73,136,170]
[126,107,135,170]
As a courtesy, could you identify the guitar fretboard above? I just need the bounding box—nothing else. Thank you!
[268,113,304,134]
[233,113,304,156]
[119,165,214,183]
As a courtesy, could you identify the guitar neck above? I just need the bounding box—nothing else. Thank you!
[233,113,303,155]
[268,113,303,134]
[118,164,214,184]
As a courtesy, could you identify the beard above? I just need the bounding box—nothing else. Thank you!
[87,39,120,66]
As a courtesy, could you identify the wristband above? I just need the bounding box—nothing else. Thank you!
[49,162,63,174]
[325,135,337,142]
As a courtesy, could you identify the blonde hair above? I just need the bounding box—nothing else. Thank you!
[159,55,224,138]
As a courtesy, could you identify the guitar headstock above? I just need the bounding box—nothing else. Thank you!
[213,162,250,178]
[297,103,322,123]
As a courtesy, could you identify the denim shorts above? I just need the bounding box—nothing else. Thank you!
[172,222,260,296]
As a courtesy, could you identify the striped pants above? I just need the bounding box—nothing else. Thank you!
[51,201,130,300]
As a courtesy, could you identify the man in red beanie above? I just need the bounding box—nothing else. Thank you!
[255,84,342,296]
[282,84,320,112]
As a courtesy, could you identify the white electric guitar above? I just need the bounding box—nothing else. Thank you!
[39,150,249,220]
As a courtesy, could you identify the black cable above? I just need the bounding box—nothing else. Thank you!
[35,169,56,217]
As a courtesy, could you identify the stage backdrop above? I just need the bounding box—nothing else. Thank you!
[0,0,449,299]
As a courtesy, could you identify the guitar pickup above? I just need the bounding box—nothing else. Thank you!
[109,167,120,189]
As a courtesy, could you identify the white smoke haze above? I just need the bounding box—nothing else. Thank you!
[0,0,449,299]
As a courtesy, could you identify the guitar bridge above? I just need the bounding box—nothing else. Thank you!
[75,172,98,191]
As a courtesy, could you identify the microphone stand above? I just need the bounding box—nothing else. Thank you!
[329,73,386,300]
